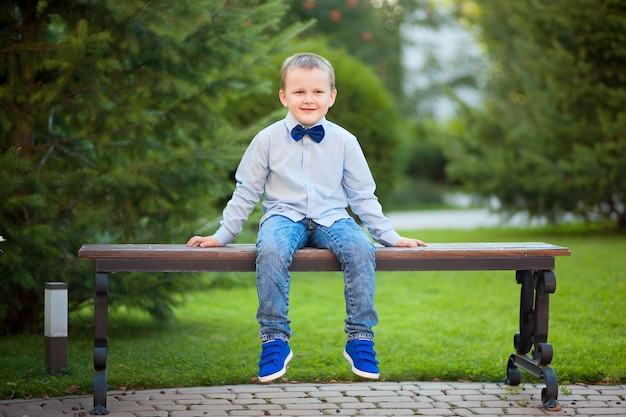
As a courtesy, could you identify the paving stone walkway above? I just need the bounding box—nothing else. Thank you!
[1,381,624,417]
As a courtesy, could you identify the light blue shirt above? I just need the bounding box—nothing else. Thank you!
[213,112,401,247]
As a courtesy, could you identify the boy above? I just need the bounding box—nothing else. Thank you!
[187,53,426,383]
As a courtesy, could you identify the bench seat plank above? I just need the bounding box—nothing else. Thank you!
[78,242,570,273]
[78,242,570,259]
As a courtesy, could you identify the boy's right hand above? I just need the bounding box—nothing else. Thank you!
[187,236,222,248]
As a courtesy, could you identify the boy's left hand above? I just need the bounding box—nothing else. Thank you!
[395,237,427,247]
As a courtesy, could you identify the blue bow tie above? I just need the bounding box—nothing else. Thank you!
[291,124,325,143]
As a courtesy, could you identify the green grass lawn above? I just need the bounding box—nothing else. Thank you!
[1,225,625,399]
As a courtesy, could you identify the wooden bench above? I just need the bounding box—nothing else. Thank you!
[78,242,571,415]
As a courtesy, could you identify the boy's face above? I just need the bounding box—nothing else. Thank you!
[279,67,337,127]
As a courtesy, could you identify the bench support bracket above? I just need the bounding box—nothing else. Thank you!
[504,270,559,410]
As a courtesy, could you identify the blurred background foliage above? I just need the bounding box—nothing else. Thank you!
[1,0,624,334]
[444,0,626,228]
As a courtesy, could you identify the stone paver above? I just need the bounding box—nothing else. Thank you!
[1,382,624,417]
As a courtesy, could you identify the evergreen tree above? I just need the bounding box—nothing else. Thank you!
[446,0,626,229]
[0,0,310,334]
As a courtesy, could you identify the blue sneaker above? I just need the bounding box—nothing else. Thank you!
[343,339,380,379]
[258,339,293,383]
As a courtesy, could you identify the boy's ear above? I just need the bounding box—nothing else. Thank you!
[278,89,288,107]
[329,89,337,107]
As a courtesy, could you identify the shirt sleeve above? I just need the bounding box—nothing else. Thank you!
[342,139,401,247]
[213,134,269,245]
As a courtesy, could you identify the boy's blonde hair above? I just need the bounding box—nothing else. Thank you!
[280,52,336,90]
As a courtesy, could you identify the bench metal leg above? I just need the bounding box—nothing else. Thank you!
[91,273,110,415]
[505,270,559,410]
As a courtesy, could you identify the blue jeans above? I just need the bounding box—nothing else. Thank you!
[256,215,378,343]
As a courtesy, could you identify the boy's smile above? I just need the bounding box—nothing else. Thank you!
[279,67,337,127]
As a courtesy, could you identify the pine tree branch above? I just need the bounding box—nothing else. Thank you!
[33,54,264,153]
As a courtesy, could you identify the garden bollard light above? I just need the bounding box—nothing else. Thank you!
[44,282,68,372]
